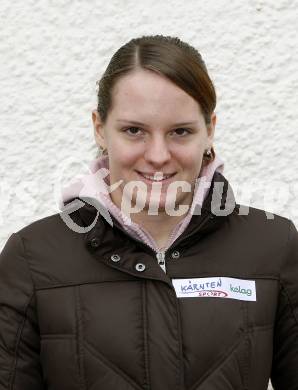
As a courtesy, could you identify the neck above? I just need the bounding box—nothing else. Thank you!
[133,210,188,250]
[110,188,194,250]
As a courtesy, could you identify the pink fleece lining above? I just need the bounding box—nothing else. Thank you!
[61,154,224,253]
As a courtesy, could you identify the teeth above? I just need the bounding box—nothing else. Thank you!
[141,173,172,181]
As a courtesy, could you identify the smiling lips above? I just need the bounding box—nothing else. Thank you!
[137,171,176,183]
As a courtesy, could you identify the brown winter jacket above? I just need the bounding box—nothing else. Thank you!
[0,171,298,390]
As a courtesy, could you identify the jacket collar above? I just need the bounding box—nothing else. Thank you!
[78,169,238,251]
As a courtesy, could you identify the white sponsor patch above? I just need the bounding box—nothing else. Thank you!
[172,277,256,301]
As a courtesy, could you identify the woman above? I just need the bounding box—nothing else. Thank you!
[0,34,297,390]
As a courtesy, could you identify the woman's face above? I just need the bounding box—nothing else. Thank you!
[92,69,216,217]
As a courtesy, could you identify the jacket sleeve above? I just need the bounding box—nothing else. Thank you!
[0,232,45,389]
[271,220,298,390]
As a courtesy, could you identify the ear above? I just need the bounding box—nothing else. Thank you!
[92,109,107,149]
[207,111,216,145]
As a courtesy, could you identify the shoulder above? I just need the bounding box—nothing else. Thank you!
[15,200,98,242]
[10,203,94,260]
[227,203,294,254]
[233,203,291,228]
[17,212,73,241]
[1,205,98,286]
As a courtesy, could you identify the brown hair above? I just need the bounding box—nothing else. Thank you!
[96,34,216,159]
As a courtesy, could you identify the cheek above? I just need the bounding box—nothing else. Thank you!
[177,149,204,178]
[109,142,140,166]
[176,147,204,165]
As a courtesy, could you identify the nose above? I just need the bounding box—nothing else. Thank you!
[143,134,171,167]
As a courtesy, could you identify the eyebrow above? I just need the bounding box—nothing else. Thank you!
[116,119,199,127]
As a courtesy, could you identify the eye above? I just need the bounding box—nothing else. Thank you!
[123,127,142,136]
[172,128,191,136]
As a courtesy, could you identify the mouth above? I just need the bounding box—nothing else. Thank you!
[136,171,176,184]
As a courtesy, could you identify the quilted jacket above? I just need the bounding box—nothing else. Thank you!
[0,171,298,390]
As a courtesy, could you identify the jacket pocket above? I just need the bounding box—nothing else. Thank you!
[36,280,147,390]
[179,295,248,389]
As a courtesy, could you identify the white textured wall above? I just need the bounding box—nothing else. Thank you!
[1,2,298,387]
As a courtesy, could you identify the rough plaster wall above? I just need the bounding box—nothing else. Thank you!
[1,1,298,387]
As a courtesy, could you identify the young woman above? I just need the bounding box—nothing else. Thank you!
[1,34,297,390]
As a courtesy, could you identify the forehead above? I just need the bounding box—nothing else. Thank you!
[109,69,203,121]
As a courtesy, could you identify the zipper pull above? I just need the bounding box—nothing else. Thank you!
[156,251,166,273]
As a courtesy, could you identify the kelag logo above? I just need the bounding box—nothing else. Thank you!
[230,284,252,297]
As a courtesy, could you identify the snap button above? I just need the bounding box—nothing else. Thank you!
[110,254,121,262]
[90,238,100,248]
[135,263,146,272]
[171,250,180,259]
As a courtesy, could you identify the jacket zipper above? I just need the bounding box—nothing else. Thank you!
[156,251,166,273]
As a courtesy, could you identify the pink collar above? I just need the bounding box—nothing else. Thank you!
[61,154,224,252]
